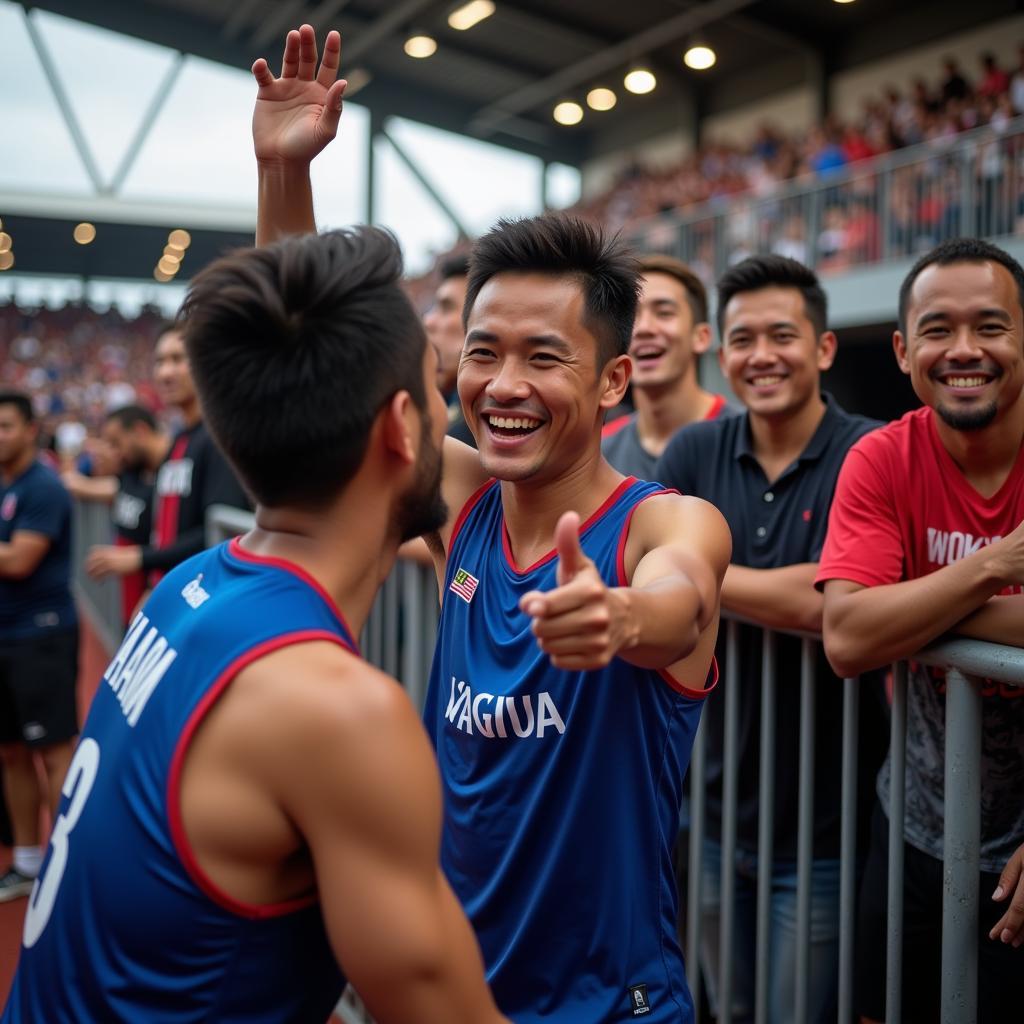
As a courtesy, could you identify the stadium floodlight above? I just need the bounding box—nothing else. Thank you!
[404,34,438,58]
[553,101,584,126]
[154,266,174,283]
[683,44,716,71]
[0,251,14,272]
[624,67,657,95]
[168,229,191,250]
[0,232,11,254]
[73,223,97,245]
[448,1,495,31]
[587,87,617,111]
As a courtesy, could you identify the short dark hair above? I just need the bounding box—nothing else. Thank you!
[105,404,157,432]
[0,391,33,424]
[439,253,469,282]
[638,253,709,325]
[180,228,427,509]
[465,214,640,366]
[897,238,1024,334]
[717,255,828,338]
[153,320,181,346]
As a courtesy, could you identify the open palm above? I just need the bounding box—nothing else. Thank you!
[251,25,347,165]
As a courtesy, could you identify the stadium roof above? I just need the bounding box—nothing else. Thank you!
[5,0,1016,281]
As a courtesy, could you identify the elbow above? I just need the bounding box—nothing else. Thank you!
[822,629,869,679]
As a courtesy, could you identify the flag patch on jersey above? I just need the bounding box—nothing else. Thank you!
[449,568,479,604]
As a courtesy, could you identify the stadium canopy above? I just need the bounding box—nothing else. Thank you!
[2,0,1008,283]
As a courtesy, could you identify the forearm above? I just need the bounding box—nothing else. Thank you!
[0,544,28,579]
[139,526,206,572]
[721,563,822,633]
[953,593,1024,648]
[63,474,117,502]
[257,160,316,246]
[824,552,1011,676]
[615,577,704,669]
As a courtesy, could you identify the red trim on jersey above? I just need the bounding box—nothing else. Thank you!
[167,629,355,920]
[705,394,727,420]
[227,538,360,653]
[154,434,190,550]
[614,488,717,699]
[601,413,633,439]
[448,477,498,554]
[503,477,638,575]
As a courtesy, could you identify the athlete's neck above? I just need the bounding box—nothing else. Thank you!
[0,446,35,486]
[932,400,1024,498]
[500,448,623,570]
[748,393,826,483]
[633,373,717,457]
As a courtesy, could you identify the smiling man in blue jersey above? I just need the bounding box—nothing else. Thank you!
[252,26,732,1023]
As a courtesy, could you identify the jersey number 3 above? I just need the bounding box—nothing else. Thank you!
[23,738,101,948]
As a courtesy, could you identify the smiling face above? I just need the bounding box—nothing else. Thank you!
[629,272,709,390]
[153,330,197,411]
[895,260,1024,431]
[458,272,628,483]
[718,285,835,418]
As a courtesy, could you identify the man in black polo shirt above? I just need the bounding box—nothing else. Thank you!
[85,324,250,588]
[0,390,78,899]
[656,255,883,1024]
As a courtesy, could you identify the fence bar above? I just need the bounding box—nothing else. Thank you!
[400,562,425,705]
[718,619,741,1024]
[754,630,776,1024]
[886,661,908,1024]
[941,667,982,1024]
[794,637,816,1024]
[837,676,859,1024]
[686,717,706,1023]
[382,570,399,678]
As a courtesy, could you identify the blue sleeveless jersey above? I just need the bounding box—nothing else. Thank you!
[3,539,357,1024]
[423,477,715,1024]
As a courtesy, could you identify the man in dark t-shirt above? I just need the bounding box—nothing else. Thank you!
[656,256,884,1024]
[86,325,250,589]
[0,391,79,900]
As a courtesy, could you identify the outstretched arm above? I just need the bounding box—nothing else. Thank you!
[251,25,347,245]
[521,495,730,671]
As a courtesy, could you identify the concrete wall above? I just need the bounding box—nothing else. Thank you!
[701,86,818,146]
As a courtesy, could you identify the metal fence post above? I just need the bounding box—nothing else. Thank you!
[837,675,859,1024]
[794,638,816,1024]
[941,668,982,1024]
[687,717,706,1023]
[719,619,741,1024]
[755,629,776,1024]
[886,661,908,1024]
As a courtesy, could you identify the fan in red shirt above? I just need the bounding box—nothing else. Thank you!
[816,238,1024,1023]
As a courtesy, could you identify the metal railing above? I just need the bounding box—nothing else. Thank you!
[624,116,1024,281]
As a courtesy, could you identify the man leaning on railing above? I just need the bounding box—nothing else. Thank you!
[817,238,1024,1022]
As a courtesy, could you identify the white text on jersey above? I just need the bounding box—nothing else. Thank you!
[102,614,178,726]
[445,677,566,739]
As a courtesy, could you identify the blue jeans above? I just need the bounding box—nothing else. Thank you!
[699,839,840,1024]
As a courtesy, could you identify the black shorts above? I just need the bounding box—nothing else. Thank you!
[857,800,1024,1022]
[0,628,79,747]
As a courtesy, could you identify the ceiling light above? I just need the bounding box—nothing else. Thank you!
[0,233,11,254]
[448,0,495,30]
[344,67,372,96]
[157,256,180,276]
[833,0,857,4]
[0,251,14,271]
[162,247,182,264]
[684,44,716,70]
[404,34,437,58]
[624,67,657,95]
[73,222,96,245]
[168,229,191,249]
[587,87,617,111]
[154,266,174,283]
[553,101,584,126]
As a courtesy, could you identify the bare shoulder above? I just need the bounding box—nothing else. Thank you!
[624,492,731,581]
[438,435,489,552]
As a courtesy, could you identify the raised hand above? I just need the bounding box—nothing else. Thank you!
[251,25,347,166]
[519,511,637,671]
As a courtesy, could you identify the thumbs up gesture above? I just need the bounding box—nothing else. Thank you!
[519,512,636,671]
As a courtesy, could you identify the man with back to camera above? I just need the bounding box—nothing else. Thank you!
[426,253,477,447]
[0,391,78,901]
[252,25,732,1022]
[602,253,733,479]
[818,238,1024,1022]
[655,255,884,1024]
[85,323,250,589]
[3,229,509,1024]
